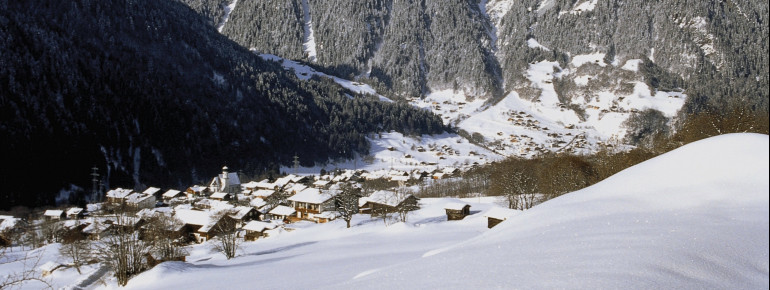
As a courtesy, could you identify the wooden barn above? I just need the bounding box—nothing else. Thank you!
[43,209,66,221]
[444,203,471,220]
[243,221,277,241]
[483,207,519,229]
[360,190,419,216]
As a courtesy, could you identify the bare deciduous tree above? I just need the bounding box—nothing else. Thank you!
[97,215,149,286]
[211,213,239,260]
[395,188,418,223]
[496,169,537,210]
[141,214,187,261]
[40,220,63,244]
[0,247,51,289]
[59,239,92,274]
[334,183,360,228]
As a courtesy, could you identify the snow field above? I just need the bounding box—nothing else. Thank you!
[343,133,770,289]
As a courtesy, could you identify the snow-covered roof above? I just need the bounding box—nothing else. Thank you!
[483,207,519,220]
[174,209,213,227]
[143,187,161,195]
[366,190,414,207]
[250,198,267,209]
[194,199,234,211]
[86,203,102,212]
[252,189,276,198]
[106,188,133,199]
[136,207,172,219]
[313,180,331,187]
[82,221,111,234]
[0,215,19,231]
[125,193,154,204]
[210,192,229,199]
[269,205,296,216]
[230,206,254,220]
[358,197,370,208]
[273,175,296,187]
[187,185,207,193]
[288,188,340,204]
[162,189,182,198]
[253,181,276,189]
[285,184,308,194]
[390,175,409,182]
[444,203,470,211]
[242,181,260,189]
[243,221,277,232]
[43,210,64,217]
[66,207,84,216]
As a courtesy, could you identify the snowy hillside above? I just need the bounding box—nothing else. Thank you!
[259,51,685,169]
[420,57,687,157]
[346,133,770,288]
[8,134,764,289]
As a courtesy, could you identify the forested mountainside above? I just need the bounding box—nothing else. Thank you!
[193,0,768,113]
[0,0,446,208]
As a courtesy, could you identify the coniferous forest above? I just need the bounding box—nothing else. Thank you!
[0,0,446,208]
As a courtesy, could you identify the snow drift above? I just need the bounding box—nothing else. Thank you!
[344,133,769,289]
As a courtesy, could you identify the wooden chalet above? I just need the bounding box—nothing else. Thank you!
[185,185,210,197]
[444,203,471,220]
[209,191,232,201]
[229,206,259,227]
[287,188,342,222]
[82,220,113,240]
[360,190,419,216]
[162,189,183,201]
[174,209,236,243]
[105,188,134,204]
[66,207,85,220]
[143,187,162,198]
[43,209,66,221]
[125,192,156,210]
[268,205,296,223]
[243,221,278,241]
[252,189,277,200]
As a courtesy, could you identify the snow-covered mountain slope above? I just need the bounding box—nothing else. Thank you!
[413,56,687,157]
[258,53,390,102]
[261,52,682,167]
[344,133,770,288]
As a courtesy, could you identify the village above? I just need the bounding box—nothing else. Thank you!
[0,166,518,262]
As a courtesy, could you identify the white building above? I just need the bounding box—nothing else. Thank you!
[209,166,241,195]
